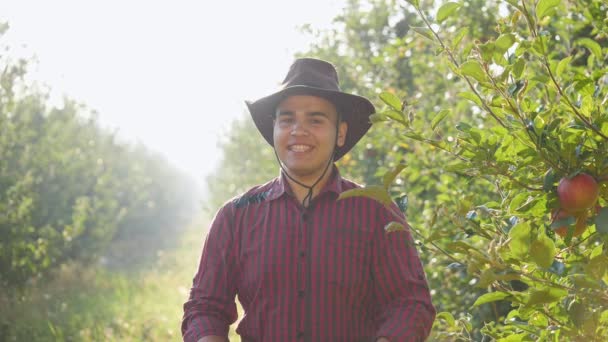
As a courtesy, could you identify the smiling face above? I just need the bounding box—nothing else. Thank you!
[273,95,347,184]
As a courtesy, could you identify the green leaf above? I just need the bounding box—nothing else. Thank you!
[338,185,393,207]
[468,128,482,144]
[446,241,480,255]
[495,34,516,53]
[478,269,498,287]
[493,51,509,67]
[451,27,469,50]
[590,243,603,259]
[473,291,511,307]
[600,310,608,324]
[574,79,595,97]
[379,91,402,111]
[570,274,602,289]
[384,221,406,233]
[595,207,608,233]
[436,311,456,327]
[512,194,539,213]
[509,193,529,211]
[436,2,462,23]
[478,42,495,63]
[382,163,407,189]
[402,131,425,141]
[380,109,406,123]
[536,0,560,19]
[529,232,555,269]
[531,35,548,55]
[369,113,389,124]
[586,255,608,280]
[480,271,517,291]
[456,121,472,133]
[509,222,531,260]
[411,27,435,42]
[542,168,554,192]
[529,311,549,328]
[431,109,450,130]
[458,91,483,107]
[577,38,602,60]
[527,287,567,306]
[512,57,525,79]
[460,60,487,83]
[498,333,528,342]
[556,56,572,78]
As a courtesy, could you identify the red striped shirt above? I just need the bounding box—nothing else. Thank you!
[182,168,435,341]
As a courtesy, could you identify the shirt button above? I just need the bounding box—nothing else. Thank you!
[301,213,308,221]
[297,331,305,339]
[298,290,305,298]
[299,250,306,258]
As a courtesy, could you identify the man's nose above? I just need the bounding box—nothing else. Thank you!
[290,121,310,135]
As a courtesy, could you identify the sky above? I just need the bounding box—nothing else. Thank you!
[0,0,345,189]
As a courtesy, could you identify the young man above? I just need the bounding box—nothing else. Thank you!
[182,58,435,342]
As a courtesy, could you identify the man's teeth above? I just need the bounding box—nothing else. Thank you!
[290,145,311,152]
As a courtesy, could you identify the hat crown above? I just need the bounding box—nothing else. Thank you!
[281,58,341,91]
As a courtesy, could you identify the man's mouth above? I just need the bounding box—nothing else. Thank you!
[288,144,312,152]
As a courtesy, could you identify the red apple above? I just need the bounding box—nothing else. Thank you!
[557,173,599,213]
[551,209,588,238]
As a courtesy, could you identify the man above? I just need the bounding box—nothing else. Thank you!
[182,58,435,342]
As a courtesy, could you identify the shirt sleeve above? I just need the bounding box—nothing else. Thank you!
[372,202,436,341]
[182,203,239,342]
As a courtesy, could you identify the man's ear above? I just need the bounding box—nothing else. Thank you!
[337,121,348,147]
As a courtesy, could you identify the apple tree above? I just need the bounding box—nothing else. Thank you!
[343,0,608,340]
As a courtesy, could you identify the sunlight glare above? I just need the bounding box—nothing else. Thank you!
[0,0,345,191]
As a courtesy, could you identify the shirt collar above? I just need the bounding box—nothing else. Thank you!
[265,165,343,202]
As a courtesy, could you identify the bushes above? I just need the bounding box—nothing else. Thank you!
[0,25,199,291]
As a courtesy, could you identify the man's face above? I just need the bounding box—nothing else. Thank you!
[273,95,347,182]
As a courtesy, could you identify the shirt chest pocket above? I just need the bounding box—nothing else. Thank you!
[323,227,372,288]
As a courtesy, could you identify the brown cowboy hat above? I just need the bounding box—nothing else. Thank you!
[245,58,375,161]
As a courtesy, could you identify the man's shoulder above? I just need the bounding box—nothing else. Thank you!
[227,178,278,209]
[338,176,364,191]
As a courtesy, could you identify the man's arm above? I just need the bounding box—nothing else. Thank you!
[182,204,238,342]
[372,203,436,342]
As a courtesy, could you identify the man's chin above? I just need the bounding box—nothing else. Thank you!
[284,167,315,177]
[282,165,324,181]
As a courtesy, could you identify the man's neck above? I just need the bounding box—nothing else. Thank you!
[284,167,335,206]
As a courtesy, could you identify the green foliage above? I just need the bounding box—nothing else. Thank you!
[367,0,608,339]
[0,25,199,291]
[0,220,240,341]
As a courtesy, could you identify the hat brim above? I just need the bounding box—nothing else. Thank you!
[246,86,375,161]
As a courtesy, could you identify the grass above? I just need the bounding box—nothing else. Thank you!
[0,214,242,341]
